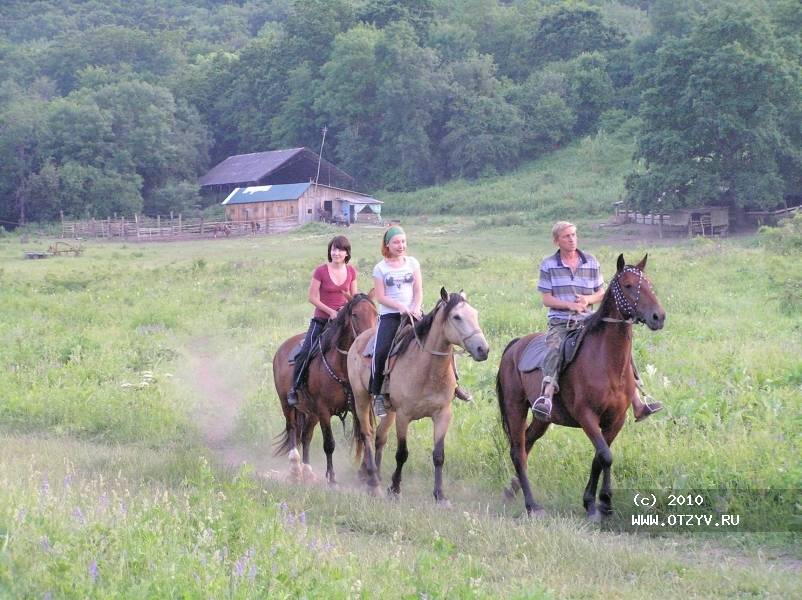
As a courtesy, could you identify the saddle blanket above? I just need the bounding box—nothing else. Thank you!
[517,326,587,373]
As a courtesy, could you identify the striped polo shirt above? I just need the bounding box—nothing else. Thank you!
[537,249,604,322]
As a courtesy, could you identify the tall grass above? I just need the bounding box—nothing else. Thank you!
[1,217,800,596]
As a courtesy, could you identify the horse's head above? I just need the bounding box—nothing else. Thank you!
[439,287,490,361]
[343,289,378,338]
[611,254,665,330]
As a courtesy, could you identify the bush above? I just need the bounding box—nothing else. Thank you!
[759,211,802,255]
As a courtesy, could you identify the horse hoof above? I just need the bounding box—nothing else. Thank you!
[526,507,547,518]
[436,498,453,510]
[368,486,384,498]
[288,448,301,465]
[503,487,517,501]
[587,510,603,523]
[386,487,400,500]
[302,464,318,483]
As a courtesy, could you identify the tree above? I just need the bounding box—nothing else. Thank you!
[441,52,523,178]
[627,4,802,212]
[565,52,615,135]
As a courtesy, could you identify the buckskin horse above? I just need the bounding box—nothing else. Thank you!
[272,292,377,484]
[496,255,665,519]
[347,288,489,505]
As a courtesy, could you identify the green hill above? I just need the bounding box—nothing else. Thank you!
[381,127,635,222]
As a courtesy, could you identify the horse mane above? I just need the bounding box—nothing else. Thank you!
[394,292,463,356]
[319,293,371,354]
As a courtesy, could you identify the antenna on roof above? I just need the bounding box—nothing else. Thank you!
[315,125,328,185]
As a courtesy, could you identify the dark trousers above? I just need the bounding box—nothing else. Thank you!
[370,313,402,395]
[291,317,327,391]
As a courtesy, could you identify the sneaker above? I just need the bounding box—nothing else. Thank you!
[286,389,298,407]
[635,399,663,422]
[454,386,473,402]
[531,395,552,422]
[373,394,389,418]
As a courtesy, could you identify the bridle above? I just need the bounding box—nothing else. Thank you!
[411,301,480,357]
[602,266,648,325]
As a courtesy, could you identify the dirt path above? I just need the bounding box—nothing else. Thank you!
[180,337,275,473]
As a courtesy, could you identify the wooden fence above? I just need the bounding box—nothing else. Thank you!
[60,214,297,240]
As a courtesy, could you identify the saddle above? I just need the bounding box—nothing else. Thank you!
[361,322,414,392]
[517,325,588,374]
[287,337,320,365]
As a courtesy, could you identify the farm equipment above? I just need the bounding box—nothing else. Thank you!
[24,241,84,259]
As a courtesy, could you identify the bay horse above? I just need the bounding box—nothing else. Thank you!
[347,288,489,505]
[496,255,665,519]
[272,291,377,484]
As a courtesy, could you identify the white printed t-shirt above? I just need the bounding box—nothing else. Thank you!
[373,256,420,316]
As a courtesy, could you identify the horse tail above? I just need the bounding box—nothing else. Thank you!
[272,426,292,457]
[272,409,306,457]
[496,337,520,446]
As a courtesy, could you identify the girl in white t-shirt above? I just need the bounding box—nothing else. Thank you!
[370,226,422,415]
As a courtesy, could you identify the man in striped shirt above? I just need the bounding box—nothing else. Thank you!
[531,221,662,422]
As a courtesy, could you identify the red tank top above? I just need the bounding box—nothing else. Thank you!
[313,263,357,319]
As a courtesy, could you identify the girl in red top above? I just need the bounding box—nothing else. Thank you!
[287,235,358,406]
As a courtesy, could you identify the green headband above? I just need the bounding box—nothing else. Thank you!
[383,226,405,246]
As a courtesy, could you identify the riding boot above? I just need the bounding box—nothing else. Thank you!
[531,382,555,422]
[286,389,299,407]
[452,355,473,401]
[632,387,663,422]
[454,386,473,402]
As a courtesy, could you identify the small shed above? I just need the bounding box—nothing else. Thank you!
[222,183,382,227]
[667,206,729,236]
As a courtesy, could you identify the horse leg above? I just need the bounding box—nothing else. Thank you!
[503,419,550,500]
[504,396,545,515]
[374,411,396,477]
[300,414,319,483]
[286,409,302,481]
[597,420,625,516]
[388,414,410,497]
[578,415,613,522]
[432,408,453,507]
[319,414,336,486]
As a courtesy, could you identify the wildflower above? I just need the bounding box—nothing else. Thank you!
[40,536,51,552]
[72,507,86,525]
[39,477,50,498]
[248,563,257,581]
[63,475,73,489]
[88,560,98,584]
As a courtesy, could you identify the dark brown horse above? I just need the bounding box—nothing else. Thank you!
[273,292,377,484]
[496,255,665,519]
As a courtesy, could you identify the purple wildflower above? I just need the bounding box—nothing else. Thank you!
[88,560,98,584]
[63,475,73,489]
[248,564,257,581]
[40,536,51,552]
[98,493,109,511]
[299,511,306,525]
[39,477,50,498]
[72,507,86,525]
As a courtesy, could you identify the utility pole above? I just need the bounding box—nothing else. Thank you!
[315,125,328,184]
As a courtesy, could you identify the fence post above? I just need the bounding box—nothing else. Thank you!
[121,216,126,239]
[200,218,204,235]
[178,213,182,234]
[157,215,161,237]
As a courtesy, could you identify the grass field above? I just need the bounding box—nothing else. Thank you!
[1,213,800,598]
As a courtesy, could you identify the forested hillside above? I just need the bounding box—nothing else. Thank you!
[0,0,799,225]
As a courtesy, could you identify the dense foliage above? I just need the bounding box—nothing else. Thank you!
[0,0,799,224]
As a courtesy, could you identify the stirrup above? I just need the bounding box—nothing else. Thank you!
[286,389,299,407]
[373,394,389,418]
[531,395,552,422]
